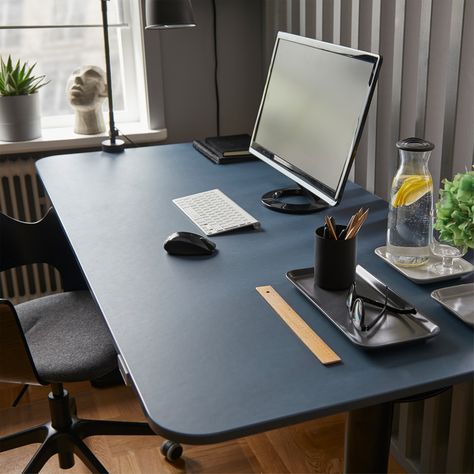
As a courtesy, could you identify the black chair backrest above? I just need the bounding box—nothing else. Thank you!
[0,299,41,385]
[0,208,87,291]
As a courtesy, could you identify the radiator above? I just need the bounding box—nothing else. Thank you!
[0,156,62,304]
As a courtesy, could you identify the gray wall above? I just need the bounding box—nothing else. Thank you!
[144,0,264,143]
[144,0,473,200]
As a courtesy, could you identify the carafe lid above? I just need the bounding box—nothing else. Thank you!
[396,137,434,151]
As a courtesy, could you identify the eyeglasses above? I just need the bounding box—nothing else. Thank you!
[346,282,417,332]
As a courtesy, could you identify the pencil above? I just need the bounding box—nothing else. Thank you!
[345,208,369,240]
[324,215,338,240]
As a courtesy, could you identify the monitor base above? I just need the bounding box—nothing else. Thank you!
[261,186,330,214]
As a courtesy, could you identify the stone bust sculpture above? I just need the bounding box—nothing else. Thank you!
[67,65,108,135]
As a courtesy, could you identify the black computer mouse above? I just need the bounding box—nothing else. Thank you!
[163,231,217,256]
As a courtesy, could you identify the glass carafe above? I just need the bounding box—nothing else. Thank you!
[386,137,434,267]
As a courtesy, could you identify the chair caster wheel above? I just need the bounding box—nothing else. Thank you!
[160,440,183,462]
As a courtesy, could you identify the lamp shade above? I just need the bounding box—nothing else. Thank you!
[146,0,195,29]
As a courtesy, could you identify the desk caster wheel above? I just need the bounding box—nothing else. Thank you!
[160,440,183,462]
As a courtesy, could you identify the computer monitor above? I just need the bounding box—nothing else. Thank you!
[250,32,382,213]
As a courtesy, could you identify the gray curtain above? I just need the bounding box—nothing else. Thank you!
[262,0,474,200]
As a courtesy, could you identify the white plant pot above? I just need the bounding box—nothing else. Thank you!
[0,93,42,142]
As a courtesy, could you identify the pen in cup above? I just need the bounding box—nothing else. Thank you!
[324,216,338,240]
[323,208,369,240]
[345,208,369,240]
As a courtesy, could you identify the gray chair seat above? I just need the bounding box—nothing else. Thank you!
[1,209,156,472]
[16,291,117,383]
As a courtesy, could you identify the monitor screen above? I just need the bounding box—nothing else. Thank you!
[250,32,382,211]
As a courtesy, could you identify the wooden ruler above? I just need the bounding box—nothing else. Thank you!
[256,286,341,365]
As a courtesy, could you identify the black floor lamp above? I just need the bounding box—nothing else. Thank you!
[100,0,195,153]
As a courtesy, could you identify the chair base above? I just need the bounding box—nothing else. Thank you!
[0,384,159,473]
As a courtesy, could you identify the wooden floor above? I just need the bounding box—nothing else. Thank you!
[0,382,405,474]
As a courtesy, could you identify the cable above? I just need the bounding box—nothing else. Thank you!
[211,0,220,136]
[116,129,138,147]
[117,1,222,145]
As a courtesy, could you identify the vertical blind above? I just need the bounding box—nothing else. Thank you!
[262,0,473,200]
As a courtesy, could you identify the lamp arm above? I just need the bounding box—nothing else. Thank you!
[100,0,124,152]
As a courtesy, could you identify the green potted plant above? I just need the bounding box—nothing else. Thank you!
[0,55,49,142]
[434,168,474,250]
[429,168,474,274]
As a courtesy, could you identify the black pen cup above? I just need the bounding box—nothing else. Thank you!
[314,225,357,290]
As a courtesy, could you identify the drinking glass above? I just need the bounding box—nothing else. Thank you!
[429,216,467,275]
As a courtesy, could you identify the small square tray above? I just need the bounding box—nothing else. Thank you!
[375,246,474,284]
[286,265,440,349]
[431,284,474,327]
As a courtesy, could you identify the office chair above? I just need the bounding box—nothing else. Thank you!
[0,208,164,473]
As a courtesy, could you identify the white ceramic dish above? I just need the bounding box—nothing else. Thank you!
[431,284,474,327]
[375,246,474,284]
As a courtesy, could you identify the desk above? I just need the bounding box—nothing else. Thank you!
[37,144,473,472]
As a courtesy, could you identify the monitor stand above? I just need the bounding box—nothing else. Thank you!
[261,185,329,214]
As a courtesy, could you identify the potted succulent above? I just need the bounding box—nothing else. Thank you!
[0,56,49,142]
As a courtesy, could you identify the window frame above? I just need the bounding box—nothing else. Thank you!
[0,0,153,134]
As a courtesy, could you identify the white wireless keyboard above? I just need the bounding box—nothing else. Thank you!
[173,189,261,236]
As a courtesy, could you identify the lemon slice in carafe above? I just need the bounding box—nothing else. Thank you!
[391,175,432,207]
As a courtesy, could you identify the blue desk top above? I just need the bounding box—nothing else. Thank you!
[37,144,473,444]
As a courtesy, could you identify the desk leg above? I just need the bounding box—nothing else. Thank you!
[344,402,394,474]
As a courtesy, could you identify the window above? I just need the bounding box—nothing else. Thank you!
[0,0,147,129]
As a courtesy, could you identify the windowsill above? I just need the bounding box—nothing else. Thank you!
[0,123,167,155]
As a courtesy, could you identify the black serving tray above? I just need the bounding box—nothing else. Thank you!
[286,265,440,349]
